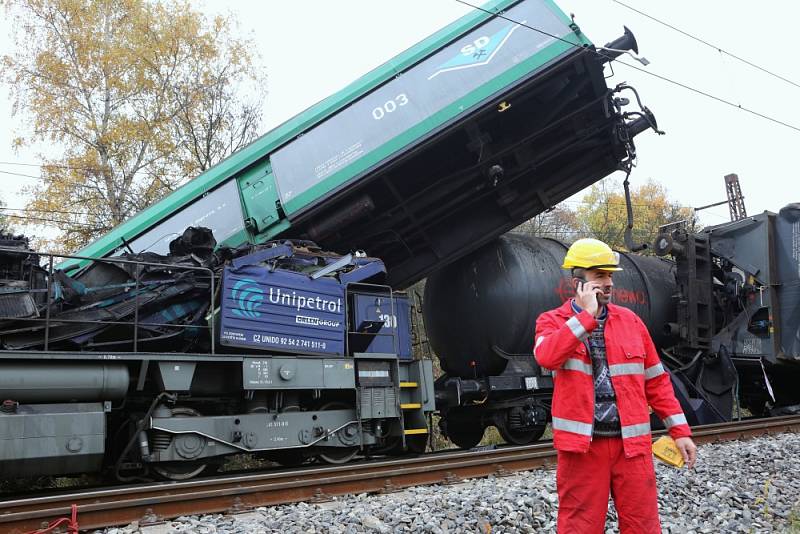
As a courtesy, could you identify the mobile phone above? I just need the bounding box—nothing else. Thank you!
[574,277,586,291]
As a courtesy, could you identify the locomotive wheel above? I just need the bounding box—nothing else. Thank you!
[317,445,359,464]
[152,407,213,481]
[152,460,210,481]
[497,423,546,446]
[316,401,359,464]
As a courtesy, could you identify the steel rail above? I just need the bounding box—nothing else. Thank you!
[2,415,799,533]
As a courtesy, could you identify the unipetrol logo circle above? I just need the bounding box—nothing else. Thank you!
[231,279,264,319]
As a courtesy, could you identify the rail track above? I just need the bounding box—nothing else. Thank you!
[2,415,799,533]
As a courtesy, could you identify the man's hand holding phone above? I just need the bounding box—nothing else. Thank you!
[575,279,603,317]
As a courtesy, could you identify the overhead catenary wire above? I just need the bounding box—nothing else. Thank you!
[453,0,800,135]
[0,206,93,216]
[0,160,188,178]
[0,160,102,171]
[0,168,184,194]
[610,0,800,91]
[613,59,800,134]
[1,212,100,228]
[0,169,45,180]
[0,169,105,192]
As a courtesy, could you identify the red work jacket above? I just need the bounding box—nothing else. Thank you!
[534,300,691,457]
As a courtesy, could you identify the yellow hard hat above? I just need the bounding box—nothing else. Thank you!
[562,238,623,271]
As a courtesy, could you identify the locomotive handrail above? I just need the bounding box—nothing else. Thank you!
[0,246,217,354]
[344,281,400,358]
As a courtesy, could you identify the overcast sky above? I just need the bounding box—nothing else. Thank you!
[1,0,798,237]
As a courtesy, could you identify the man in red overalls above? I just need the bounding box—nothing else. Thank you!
[534,238,697,533]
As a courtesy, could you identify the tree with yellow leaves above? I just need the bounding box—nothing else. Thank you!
[512,207,580,241]
[0,198,14,233]
[1,0,264,251]
[574,178,696,252]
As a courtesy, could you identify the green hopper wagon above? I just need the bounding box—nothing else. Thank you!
[70,0,656,287]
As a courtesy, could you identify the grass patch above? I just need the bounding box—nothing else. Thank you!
[220,453,272,471]
[0,474,99,496]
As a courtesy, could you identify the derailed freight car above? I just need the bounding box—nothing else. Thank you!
[0,0,658,479]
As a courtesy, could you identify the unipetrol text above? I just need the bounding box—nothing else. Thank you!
[268,287,342,313]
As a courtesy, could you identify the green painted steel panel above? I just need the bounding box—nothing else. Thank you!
[271,1,584,215]
[237,163,282,234]
[282,37,580,215]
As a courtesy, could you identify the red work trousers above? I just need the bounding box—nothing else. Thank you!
[556,437,660,534]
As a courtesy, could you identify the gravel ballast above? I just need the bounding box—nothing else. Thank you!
[99,432,800,533]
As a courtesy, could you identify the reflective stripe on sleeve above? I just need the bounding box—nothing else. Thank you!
[608,362,644,376]
[566,316,588,341]
[535,336,546,349]
[645,362,665,380]
[663,413,688,428]
[621,422,651,439]
[551,416,593,436]
[562,358,593,375]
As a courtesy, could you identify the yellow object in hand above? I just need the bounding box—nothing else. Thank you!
[652,436,685,468]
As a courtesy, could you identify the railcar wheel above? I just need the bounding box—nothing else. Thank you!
[405,433,428,454]
[316,401,359,464]
[152,407,213,481]
[445,423,484,449]
[497,423,546,445]
[152,460,209,481]
[443,408,485,449]
[317,446,359,464]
